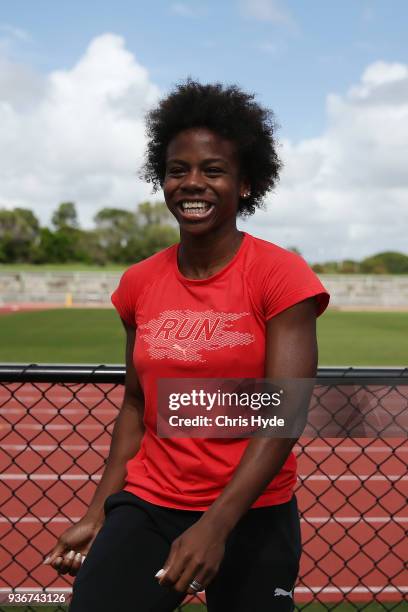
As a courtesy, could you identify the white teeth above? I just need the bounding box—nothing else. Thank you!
[180,201,212,213]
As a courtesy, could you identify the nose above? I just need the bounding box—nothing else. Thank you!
[180,168,206,192]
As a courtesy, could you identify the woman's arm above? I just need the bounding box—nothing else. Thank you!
[85,320,145,525]
[200,296,317,534]
[158,297,318,593]
[44,319,145,574]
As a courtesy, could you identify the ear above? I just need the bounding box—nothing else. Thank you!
[239,179,251,199]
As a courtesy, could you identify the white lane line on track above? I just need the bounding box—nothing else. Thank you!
[1,408,406,426]
[1,516,407,524]
[0,408,117,415]
[2,443,407,453]
[1,473,407,481]
[294,445,408,453]
[304,517,408,524]
[0,474,102,480]
[0,586,406,594]
[298,474,408,481]
[0,395,119,399]
[1,427,407,446]
[2,423,408,444]
[1,444,109,451]
[0,588,73,593]
[296,586,408,594]
[0,424,111,430]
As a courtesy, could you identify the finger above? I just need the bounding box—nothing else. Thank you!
[156,544,182,587]
[158,555,186,589]
[175,563,206,594]
[155,568,170,590]
[57,549,77,575]
[186,575,207,595]
[155,569,166,580]
[68,552,84,577]
[43,543,66,565]
[51,556,63,571]
[185,563,214,594]
[61,549,80,575]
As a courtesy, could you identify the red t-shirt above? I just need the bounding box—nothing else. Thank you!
[111,231,330,510]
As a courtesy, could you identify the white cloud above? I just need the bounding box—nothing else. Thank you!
[0,56,45,110]
[242,60,408,261]
[1,38,407,262]
[240,0,294,26]
[0,33,160,228]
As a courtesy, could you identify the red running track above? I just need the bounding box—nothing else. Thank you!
[0,383,407,605]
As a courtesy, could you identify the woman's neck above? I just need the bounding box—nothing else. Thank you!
[177,227,244,280]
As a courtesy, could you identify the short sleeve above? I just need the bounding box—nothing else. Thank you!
[111,267,136,327]
[262,252,330,320]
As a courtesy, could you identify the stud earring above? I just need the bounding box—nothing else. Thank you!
[242,191,251,199]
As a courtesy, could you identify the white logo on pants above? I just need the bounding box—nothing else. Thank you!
[274,587,293,598]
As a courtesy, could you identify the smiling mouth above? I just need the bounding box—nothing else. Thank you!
[177,201,215,219]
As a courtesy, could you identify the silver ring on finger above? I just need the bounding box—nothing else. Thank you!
[189,579,204,592]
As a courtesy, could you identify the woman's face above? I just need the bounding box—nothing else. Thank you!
[163,127,248,236]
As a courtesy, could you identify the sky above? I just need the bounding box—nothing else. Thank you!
[0,0,407,262]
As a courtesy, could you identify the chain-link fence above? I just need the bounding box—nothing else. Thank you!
[1,365,407,610]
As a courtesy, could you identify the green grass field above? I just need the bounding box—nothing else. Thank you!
[0,309,406,365]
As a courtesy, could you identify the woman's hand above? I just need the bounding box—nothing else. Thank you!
[43,515,103,577]
[156,517,227,594]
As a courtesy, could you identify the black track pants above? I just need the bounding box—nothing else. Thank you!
[69,490,301,612]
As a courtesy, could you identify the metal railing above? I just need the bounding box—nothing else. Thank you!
[0,365,407,610]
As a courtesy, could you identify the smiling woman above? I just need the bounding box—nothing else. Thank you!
[143,79,281,218]
[45,80,330,612]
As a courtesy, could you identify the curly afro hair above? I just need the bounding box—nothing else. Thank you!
[142,79,282,217]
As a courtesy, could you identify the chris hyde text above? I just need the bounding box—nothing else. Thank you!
[168,415,285,428]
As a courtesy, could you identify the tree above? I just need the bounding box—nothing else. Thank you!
[137,201,176,227]
[311,263,325,273]
[92,203,179,263]
[0,208,40,262]
[119,201,178,262]
[339,260,360,274]
[51,202,79,231]
[76,230,108,265]
[32,205,86,263]
[361,252,408,274]
[31,227,86,263]
[125,224,179,262]
[93,208,139,262]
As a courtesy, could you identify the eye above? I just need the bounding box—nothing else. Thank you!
[167,167,185,176]
[205,167,223,175]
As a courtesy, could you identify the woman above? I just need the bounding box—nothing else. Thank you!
[44,80,329,611]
